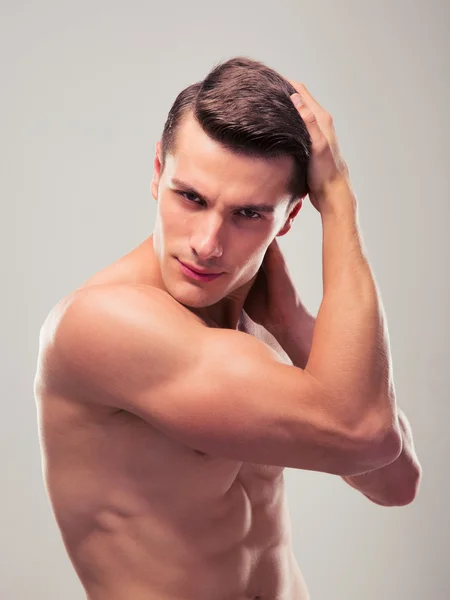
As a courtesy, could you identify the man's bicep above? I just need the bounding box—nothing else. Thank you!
[129,326,372,473]
[49,286,374,475]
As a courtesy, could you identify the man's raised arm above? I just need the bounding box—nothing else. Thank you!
[257,82,402,448]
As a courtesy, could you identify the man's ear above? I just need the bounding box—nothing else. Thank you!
[151,141,163,201]
[277,197,304,237]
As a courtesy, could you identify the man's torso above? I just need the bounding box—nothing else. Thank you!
[36,237,310,600]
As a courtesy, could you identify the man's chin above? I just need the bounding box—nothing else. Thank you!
[161,265,259,310]
[164,282,226,309]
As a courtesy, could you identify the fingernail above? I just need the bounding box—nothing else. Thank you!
[291,93,303,108]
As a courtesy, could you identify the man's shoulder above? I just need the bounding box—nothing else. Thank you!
[38,284,205,395]
[40,283,195,361]
[73,281,176,306]
[58,283,205,345]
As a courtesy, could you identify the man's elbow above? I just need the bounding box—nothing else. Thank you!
[393,463,423,506]
[368,463,423,507]
[366,418,404,471]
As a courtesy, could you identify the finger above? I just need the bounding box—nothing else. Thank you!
[264,238,287,268]
[287,79,309,109]
[287,80,325,115]
[290,94,324,147]
[265,237,281,257]
[261,240,277,271]
[296,84,325,115]
[287,79,303,94]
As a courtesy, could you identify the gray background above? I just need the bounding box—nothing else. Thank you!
[1,0,449,598]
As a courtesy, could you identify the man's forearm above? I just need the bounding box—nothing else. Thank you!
[280,180,400,444]
[277,303,316,370]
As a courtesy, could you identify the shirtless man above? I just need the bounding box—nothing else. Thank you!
[34,57,422,600]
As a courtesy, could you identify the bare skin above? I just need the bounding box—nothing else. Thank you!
[34,81,414,600]
[37,236,312,600]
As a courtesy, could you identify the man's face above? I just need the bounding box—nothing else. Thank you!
[151,113,300,308]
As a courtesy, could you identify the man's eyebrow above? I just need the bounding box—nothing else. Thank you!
[170,178,276,213]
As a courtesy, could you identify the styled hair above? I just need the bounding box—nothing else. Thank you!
[160,56,311,204]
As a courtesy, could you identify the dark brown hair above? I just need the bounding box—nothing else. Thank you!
[160,56,311,204]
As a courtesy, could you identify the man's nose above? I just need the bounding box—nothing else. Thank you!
[190,213,224,261]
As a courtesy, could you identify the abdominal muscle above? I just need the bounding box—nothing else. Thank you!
[38,394,310,600]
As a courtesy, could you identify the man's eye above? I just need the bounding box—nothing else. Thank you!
[179,192,260,220]
[180,191,201,203]
[238,209,261,220]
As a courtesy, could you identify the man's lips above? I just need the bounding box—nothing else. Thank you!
[176,258,224,282]
[177,259,223,276]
